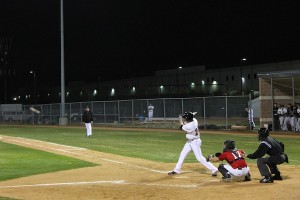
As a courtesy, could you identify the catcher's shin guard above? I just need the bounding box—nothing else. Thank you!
[218,164,231,179]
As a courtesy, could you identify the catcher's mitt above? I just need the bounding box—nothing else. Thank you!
[215,152,221,157]
[206,154,214,162]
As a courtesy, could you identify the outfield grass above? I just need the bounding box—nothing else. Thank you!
[0,125,299,166]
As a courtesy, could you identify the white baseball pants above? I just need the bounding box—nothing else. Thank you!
[224,164,250,177]
[173,139,218,174]
[85,123,92,137]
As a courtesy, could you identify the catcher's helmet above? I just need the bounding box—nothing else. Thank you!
[182,112,193,121]
[258,128,269,141]
[223,140,235,152]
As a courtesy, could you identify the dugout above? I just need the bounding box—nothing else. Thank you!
[258,69,300,131]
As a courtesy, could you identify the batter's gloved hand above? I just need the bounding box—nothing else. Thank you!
[206,154,214,162]
[215,152,221,157]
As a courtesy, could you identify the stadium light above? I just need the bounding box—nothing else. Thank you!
[240,57,247,94]
[29,70,37,103]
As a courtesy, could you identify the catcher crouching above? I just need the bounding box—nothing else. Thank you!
[207,140,251,182]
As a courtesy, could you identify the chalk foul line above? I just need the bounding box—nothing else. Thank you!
[0,180,219,189]
[0,180,126,189]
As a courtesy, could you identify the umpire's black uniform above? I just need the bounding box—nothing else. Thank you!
[247,132,288,183]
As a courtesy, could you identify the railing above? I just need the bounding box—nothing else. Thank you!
[0,96,252,129]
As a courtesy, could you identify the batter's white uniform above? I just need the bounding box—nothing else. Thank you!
[172,118,218,175]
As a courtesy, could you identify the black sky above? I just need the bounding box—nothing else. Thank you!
[1,0,300,87]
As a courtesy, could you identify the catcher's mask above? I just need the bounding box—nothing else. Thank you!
[223,140,235,152]
[182,112,193,121]
[258,128,269,141]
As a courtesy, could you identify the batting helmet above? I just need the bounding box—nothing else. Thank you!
[223,140,235,152]
[258,128,269,141]
[182,112,193,121]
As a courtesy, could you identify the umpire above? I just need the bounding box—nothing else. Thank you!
[247,128,288,183]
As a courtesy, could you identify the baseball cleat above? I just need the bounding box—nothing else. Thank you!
[221,177,233,182]
[272,175,283,180]
[244,175,252,181]
[260,176,274,183]
[211,171,218,177]
[168,171,178,175]
[244,173,252,181]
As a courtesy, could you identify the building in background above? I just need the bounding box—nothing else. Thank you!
[9,59,300,104]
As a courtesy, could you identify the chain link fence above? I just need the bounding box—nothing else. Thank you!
[0,96,252,129]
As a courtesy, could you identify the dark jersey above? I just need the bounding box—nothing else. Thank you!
[247,137,282,159]
[82,111,93,123]
[273,106,278,118]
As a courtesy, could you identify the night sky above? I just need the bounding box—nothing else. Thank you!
[1,0,300,87]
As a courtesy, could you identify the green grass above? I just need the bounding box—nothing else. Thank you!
[0,197,17,200]
[0,141,98,181]
[0,125,299,166]
[0,125,299,182]
[0,197,19,200]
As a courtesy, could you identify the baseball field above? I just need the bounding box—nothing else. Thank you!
[0,125,299,200]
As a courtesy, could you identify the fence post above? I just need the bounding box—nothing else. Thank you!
[132,100,134,124]
[225,96,228,130]
[203,97,206,129]
[118,101,120,124]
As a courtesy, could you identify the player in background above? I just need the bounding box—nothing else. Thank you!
[208,140,251,181]
[283,104,292,131]
[147,103,154,121]
[245,107,255,130]
[296,104,300,132]
[168,112,218,176]
[291,104,298,132]
[82,106,93,137]
[277,104,286,131]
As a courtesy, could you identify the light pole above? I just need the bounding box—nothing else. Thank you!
[176,66,182,93]
[240,58,247,94]
[29,70,37,103]
[59,0,68,125]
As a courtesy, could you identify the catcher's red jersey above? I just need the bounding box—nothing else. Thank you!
[218,150,248,169]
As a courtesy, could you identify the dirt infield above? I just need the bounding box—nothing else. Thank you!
[0,134,299,200]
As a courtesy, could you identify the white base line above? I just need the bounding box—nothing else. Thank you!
[0,180,126,189]
[0,180,219,189]
[15,137,86,150]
